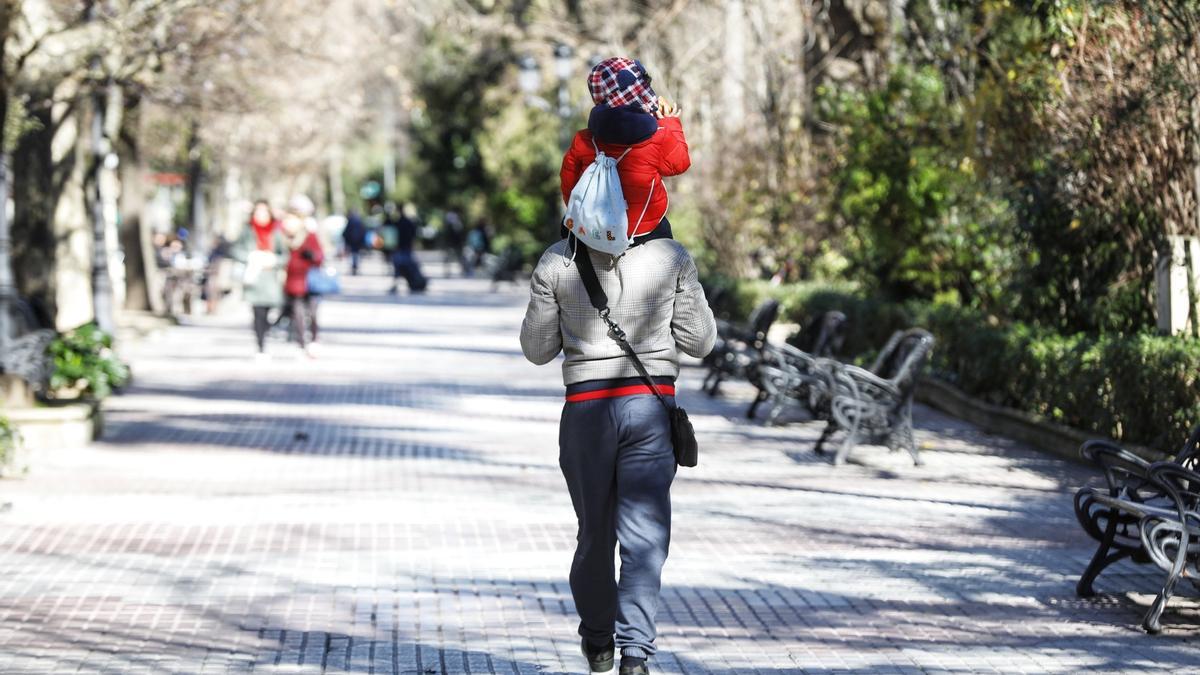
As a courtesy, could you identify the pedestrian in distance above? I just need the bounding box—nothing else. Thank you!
[385,203,427,294]
[463,219,491,277]
[342,209,368,276]
[442,210,467,275]
[520,56,715,675]
[202,235,234,315]
[281,195,325,359]
[233,200,287,360]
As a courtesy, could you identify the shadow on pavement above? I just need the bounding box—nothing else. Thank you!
[333,289,525,309]
[114,379,564,408]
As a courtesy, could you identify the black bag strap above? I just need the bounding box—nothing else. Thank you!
[573,237,674,412]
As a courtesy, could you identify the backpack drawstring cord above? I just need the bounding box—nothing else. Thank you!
[564,234,580,268]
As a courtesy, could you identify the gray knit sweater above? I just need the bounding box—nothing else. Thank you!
[519,238,717,385]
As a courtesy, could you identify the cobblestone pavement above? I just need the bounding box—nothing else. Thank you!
[2,257,1200,674]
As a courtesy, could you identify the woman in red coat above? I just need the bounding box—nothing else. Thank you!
[560,57,690,242]
[280,195,324,358]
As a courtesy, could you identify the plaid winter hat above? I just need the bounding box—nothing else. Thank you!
[588,57,658,114]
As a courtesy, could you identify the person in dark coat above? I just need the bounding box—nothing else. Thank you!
[442,210,466,275]
[464,220,491,276]
[342,209,368,275]
[385,204,426,294]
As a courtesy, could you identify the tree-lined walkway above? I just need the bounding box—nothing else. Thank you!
[1,258,1199,673]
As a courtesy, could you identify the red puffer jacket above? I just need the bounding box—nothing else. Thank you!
[284,232,324,297]
[560,115,690,238]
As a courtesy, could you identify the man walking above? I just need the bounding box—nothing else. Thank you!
[520,56,715,675]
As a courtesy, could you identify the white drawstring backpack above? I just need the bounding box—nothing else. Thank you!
[564,139,655,257]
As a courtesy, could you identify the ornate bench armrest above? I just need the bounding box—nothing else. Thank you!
[835,363,901,399]
[810,356,842,378]
[1080,440,1155,497]
[1080,439,1148,469]
[775,344,819,370]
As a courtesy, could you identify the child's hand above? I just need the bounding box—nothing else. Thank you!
[655,96,682,118]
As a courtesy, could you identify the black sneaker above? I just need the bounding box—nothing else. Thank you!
[619,656,649,675]
[580,638,615,673]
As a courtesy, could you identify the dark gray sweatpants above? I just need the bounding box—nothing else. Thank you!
[559,394,677,660]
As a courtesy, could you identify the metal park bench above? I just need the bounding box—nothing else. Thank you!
[701,299,780,396]
[813,328,935,466]
[1073,429,1200,633]
[746,311,847,423]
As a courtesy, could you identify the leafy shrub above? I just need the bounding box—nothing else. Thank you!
[0,416,19,468]
[820,65,1019,309]
[47,324,130,400]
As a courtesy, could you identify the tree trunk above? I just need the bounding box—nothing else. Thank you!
[117,92,151,312]
[0,149,11,342]
[723,0,745,131]
[0,1,14,136]
[1183,91,1200,334]
[13,80,95,331]
[382,93,397,197]
[11,87,63,327]
[328,145,345,215]
[0,0,16,347]
[185,120,207,255]
[1192,92,1200,237]
[887,0,907,66]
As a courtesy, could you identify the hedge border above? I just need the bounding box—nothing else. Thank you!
[712,279,1200,454]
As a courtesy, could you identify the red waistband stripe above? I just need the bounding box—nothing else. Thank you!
[565,384,676,403]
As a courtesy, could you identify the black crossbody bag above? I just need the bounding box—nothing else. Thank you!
[574,241,699,467]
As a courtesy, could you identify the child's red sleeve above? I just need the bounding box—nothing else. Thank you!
[560,132,589,205]
[656,117,691,177]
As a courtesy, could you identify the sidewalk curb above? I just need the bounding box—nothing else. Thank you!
[916,377,1166,465]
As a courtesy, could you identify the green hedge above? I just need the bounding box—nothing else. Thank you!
[923,307,1200,451]
[712,279,1200,453]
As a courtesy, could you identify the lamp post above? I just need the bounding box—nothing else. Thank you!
[517,47,575,144]
[517,54,542,103]
[85,1,114,336]
[518,48,575,231]
[89,72,115,336]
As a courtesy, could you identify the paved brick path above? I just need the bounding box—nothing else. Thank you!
[2,257,1200,673]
